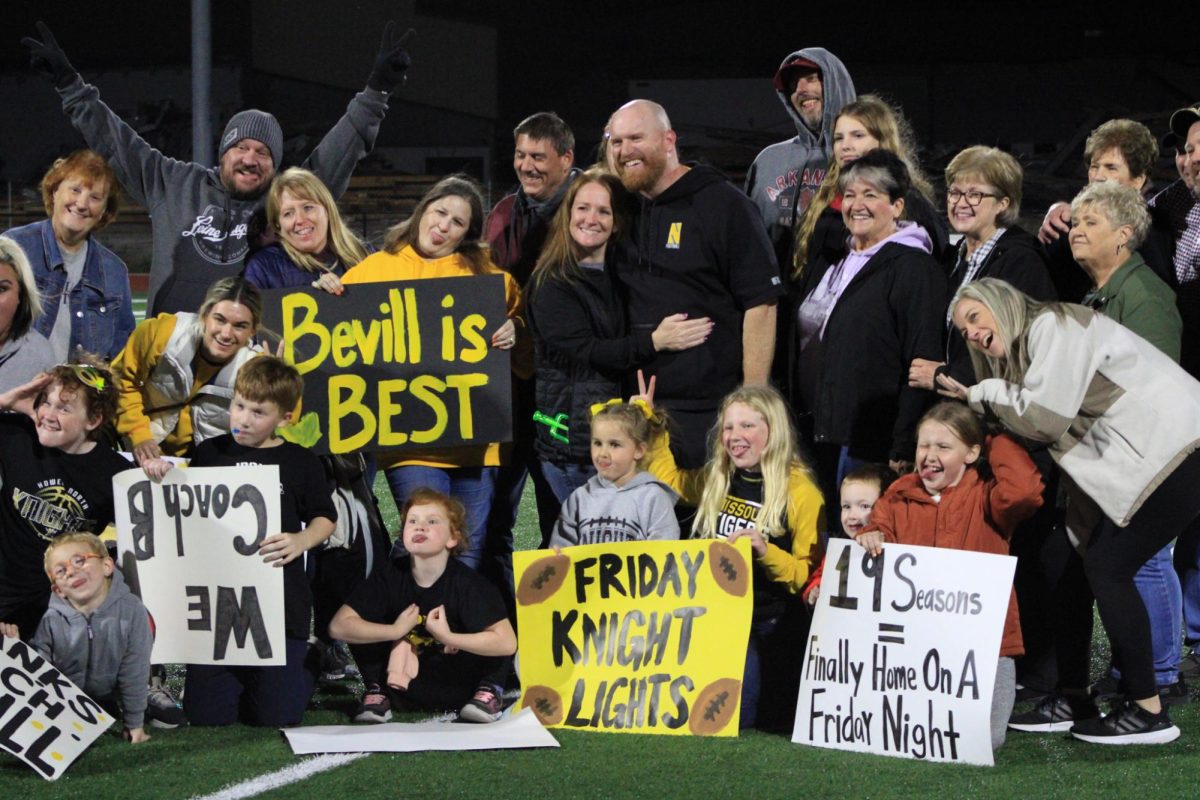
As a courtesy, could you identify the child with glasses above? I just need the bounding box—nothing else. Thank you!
[1,532,154,743]
[0,360,130,641]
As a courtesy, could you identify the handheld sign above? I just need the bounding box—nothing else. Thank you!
[113,466,285,666]
[0,635,113,780]
[514,539,753,737]
[260,278,512,455]
[793,539,1015,766]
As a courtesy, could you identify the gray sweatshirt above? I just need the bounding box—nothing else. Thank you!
[550,471,680,548]
[31,567,153,729]
[57,76,389,316]
[744,48,856,255]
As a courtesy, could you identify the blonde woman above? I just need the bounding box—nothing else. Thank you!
[243,167,369,294]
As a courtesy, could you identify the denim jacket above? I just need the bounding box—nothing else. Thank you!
[4,219,135,360]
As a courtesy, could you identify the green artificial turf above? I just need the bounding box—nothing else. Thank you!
[4,481,1197,799]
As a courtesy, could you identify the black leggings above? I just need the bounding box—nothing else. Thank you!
[1082,450,1200,700]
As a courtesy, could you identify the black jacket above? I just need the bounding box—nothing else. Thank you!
[526,264,655,464]
[613,164,782,410]
[942,226,1056,385]
[790,241,946,463]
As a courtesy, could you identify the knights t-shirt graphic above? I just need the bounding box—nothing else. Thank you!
[0,415,131,609]
[574,515,651,545]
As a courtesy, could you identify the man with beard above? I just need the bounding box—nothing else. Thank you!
[23,21,412,316]
[744,49,855,266]
[608,99,781,468]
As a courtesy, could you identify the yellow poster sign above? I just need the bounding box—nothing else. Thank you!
[514,539,753,736]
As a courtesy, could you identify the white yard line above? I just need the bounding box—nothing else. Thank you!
[186,713,458,800]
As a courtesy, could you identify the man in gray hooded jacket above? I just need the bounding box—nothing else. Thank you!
[22,21,412,317]
[744,48,855,266]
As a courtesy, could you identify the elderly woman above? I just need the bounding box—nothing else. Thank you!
[0,237,55,392]
[4,150,134,360]
[1039,119,1173,300]
[243,167,370,294]
[790,148,944,502]
[910,146,1055,391]
[940,277,1200,744]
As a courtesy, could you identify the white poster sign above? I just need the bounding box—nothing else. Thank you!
[0,635,113,780]
[793,539,1015,766]
[114,466,285,666]
[283,708,561,754]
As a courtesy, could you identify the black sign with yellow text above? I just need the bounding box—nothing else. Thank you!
[260,277,512,455]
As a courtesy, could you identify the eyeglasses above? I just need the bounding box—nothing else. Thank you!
[946,189,1001,207]
[50,552,104,581]
[64,364,108,391]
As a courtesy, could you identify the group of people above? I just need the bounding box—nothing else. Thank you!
[2,24,1200,754]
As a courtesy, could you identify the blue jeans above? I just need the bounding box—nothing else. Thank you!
[1111,543,1182,685]
[539,459,595,505]
[836,447,870,486]
[740,616,779,729]
[384,465,497,570]
[1176,516,1200,651]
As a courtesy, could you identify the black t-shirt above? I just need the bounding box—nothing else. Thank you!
[346,556,508,691]
[190,435,336,639]
[0,414,133,610]
[716,468,793,622]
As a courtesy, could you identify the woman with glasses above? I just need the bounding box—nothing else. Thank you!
[909,146,1055,391]
[0,237,55,393]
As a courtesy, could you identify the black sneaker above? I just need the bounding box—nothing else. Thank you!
[1009,694,1099,732]
[146,675,187,729]
[1091,674,1121,703]
[1179,652,1200,681]
[1160,677,1191,707]
[459,683,503,723]
[354,685,392,723]
[1014,684,1051,704]
[1070,701,1180,745]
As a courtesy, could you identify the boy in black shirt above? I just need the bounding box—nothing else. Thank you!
[183,356,336,726]
[330,488,516,723]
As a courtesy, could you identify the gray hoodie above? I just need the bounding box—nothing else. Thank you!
[57,76,389,316]
[550,471,680,548]
[744,48,856,258]
[31,567,153,729]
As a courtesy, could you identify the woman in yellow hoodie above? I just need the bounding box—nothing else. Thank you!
[342,175,530,570]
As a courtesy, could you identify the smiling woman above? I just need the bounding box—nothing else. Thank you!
[110,276,262,479]
[3,150,134,361]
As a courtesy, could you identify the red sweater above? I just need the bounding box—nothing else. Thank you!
[868,434,1043,657]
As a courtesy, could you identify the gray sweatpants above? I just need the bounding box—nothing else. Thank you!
[992,656,1017,749]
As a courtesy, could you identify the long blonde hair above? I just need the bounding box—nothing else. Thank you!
[693,385,812,540]
[950,278,1069,385]
[792,95,932,278]
[266,168,368,274]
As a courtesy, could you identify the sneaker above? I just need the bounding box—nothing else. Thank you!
[1070,701,1180,745]
[321,641,360,682]
[1090,674,1121,703]
[1160,677,1191,707]
[146,676,187,729]
[1009,694,1099,732]
[354,685,392,723]
[459,683,503,723]
[1179,652,1200,681]
[1014,684,1050,704]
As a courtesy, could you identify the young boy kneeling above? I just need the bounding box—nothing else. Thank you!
[330,488,516,723]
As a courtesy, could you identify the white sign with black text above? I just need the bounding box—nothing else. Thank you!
[792,540,1015,766]
[114,466,285,666]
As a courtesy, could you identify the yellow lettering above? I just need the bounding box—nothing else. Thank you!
[328,375,375,453]
[388,289,406,363]
[441,294,456,362]
[405,287,421,364]
[445,373,489,439]
[409,375,448,444]
[377,379,410,446]
[282,293,329,375]
[351,319,382,365]
[458,314,488,363]
[331,321,358,368]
